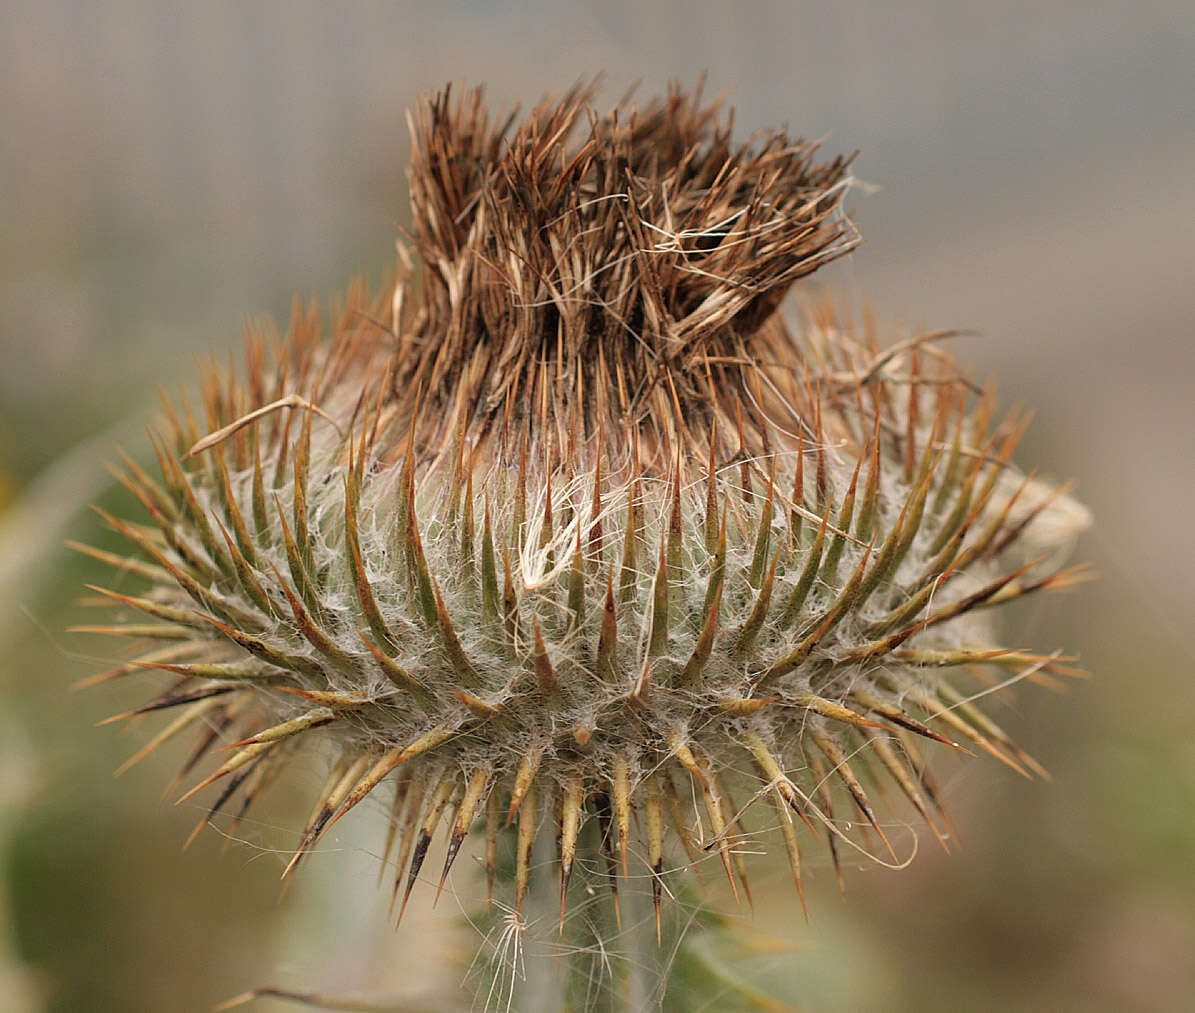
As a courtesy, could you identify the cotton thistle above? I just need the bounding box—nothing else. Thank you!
[78,83,1087,971]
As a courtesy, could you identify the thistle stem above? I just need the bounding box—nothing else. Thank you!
[480,816,665,1012]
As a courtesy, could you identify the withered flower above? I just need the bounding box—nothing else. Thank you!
[78,83,1086,999]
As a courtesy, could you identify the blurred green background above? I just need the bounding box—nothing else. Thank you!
[2,2,1193,1010]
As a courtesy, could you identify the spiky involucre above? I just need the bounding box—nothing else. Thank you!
[80,84,1087,932]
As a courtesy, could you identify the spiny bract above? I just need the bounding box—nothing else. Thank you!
[79,84,1087,936]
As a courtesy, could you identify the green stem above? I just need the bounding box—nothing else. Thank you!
[474,809,667,1012]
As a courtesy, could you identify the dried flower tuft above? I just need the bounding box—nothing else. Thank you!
[78,84,1088,953]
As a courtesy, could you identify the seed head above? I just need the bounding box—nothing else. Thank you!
[79,83,1088,934]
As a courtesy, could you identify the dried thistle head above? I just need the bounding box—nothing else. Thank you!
[78,83,1088,941]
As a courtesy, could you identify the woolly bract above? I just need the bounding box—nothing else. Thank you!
[79,84,1087,932]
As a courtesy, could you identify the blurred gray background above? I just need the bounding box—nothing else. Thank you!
[2,2,1193,1011]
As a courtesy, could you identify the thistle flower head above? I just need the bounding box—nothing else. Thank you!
[80,83,1087,938]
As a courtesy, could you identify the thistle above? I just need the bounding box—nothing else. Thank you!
[77,83,1087,1007]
